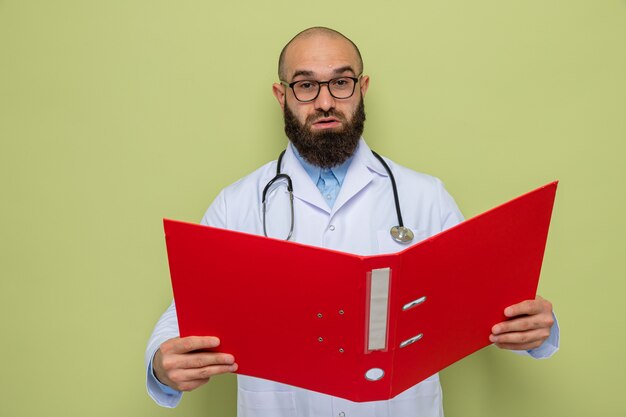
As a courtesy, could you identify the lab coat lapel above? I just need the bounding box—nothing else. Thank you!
[332,139,388,215]
[281,145,331,214]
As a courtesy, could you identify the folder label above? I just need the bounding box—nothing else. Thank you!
[367,268,391,351]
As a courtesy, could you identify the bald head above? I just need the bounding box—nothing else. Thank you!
[278,27,363,81]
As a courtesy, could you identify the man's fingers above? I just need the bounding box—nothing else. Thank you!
[154,336,237,392]
[180,352,236,369]
[162,336,221,354]
[489,294,553,352]
[492,313,554,335]
[504,296,552,318]
[168,363,239,389]
[490,328,550,346]
[190,363,239,380]
[504,299,541,317]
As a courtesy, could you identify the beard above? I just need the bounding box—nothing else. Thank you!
[283,98,366,169]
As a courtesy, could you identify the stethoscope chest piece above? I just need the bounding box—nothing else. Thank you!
[390,226,414,244]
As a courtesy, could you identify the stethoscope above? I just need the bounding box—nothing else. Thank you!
[261,149,415,244]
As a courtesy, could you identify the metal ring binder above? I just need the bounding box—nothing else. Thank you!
[399,333,423,348]
[402,296,427,311]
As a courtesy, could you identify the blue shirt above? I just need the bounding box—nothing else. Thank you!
[291,144,354,208]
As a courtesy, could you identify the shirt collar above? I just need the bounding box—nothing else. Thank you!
[289,142,355,186]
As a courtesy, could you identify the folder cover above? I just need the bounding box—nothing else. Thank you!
[164,181,557,402]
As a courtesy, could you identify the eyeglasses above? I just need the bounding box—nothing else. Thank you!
[283,76,360,102]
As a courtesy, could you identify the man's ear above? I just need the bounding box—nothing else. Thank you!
[359,75,370,97]
[272,83,286,111]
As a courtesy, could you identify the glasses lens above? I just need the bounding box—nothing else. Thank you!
[293,81,319,102]
[291,77,358,102]
[329,77,356,99]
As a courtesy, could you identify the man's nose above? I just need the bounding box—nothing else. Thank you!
[314,84,336,112]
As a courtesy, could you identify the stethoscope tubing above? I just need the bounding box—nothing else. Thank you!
[261,151,294,240]
[370,150,405,229]
[262,149,413,244]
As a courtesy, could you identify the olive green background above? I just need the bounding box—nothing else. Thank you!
[1,1,624,416]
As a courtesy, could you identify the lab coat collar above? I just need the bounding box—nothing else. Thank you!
[281,144,332,213]
[281,138,389,215]
[351,138,389,178]
[332,138,389,214]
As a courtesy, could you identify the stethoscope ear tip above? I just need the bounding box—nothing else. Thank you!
[391,226,414,244]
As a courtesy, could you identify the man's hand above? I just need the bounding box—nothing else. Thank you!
[153,336,238,392]
[490,296,554,351]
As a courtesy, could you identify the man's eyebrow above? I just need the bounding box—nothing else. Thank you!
[332,66,356,76]
[290,66,357,80]
[291,70,315,79]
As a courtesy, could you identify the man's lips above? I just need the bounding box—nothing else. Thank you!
[311,117,342,130]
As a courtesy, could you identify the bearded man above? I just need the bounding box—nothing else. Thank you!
[146,26,559,417]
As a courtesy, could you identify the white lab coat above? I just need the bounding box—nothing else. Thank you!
[146,138,557,416]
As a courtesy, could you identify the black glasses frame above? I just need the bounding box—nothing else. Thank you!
[283,76,360,102]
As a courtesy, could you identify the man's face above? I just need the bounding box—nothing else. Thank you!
[272,34,370,167]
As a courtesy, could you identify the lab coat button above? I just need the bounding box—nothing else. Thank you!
[329,225,336,231]
[339,412,345,417]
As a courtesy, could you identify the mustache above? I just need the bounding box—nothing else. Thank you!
[306,110,347,125]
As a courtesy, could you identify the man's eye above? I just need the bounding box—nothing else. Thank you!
[298,82,315,90]
[331,78,352,89]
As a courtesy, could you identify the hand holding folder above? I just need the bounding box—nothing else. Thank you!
[163,181,558,402]
[152,336,237,393]
[490,295,555,350]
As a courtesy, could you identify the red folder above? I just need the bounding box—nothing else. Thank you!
[164,181,557,402]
